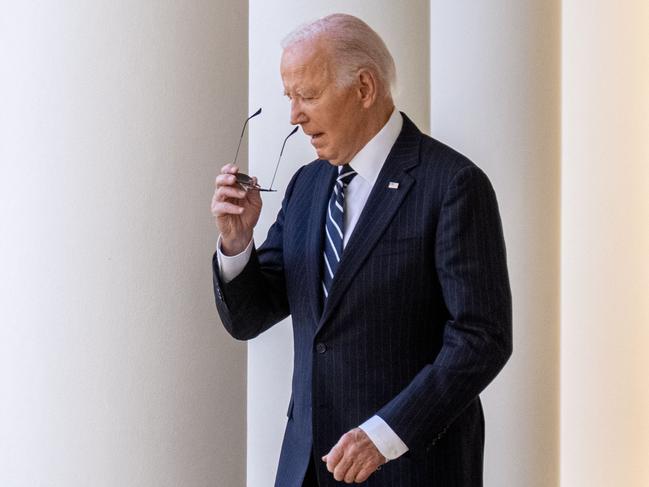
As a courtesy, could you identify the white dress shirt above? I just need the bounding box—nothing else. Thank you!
[217,108,409,461]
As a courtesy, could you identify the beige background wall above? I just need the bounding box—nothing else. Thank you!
[0,2,247,485]
[561,1,649,485]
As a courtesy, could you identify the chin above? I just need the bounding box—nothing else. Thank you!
[315,149,331,161]
[315,147,341,164]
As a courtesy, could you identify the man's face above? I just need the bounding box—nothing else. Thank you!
[280,40,366,166]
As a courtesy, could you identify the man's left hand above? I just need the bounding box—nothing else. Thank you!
[322,427,386,483]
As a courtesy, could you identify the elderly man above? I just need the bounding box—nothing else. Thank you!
[211,13,512,487]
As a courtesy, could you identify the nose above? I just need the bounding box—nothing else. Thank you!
[290,99,307,126]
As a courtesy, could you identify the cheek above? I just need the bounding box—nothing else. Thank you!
[333,114,354,139]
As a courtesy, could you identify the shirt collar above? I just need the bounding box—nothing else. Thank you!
[347,108,403,187]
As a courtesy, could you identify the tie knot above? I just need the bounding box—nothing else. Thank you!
[337,164,357,187]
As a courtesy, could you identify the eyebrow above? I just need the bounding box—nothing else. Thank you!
[283,87,324,98]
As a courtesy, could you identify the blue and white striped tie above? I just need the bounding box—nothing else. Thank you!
[322,164,357,298]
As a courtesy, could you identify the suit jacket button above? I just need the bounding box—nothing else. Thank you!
[315,343,327,354]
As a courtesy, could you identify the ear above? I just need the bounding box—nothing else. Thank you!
[356,69,378,108]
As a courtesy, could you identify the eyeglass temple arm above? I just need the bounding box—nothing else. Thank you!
[232,107,262,166]
[269,126,299,190]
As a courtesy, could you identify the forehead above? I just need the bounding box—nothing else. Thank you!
[280,40,333,89]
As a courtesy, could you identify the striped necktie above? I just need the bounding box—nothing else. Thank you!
[322,164,357,298]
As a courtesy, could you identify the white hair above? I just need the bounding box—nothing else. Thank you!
[281,13,396,98]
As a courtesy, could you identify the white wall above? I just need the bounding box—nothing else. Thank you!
[0,2,247,486]
[561,1,649,485]
[429,2,561,485]
[247,2,429,485]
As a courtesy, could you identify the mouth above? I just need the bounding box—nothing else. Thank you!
[309,132,324,144]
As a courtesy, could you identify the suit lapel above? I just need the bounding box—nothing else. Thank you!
[305,162,338,323]
[317,115,422,332]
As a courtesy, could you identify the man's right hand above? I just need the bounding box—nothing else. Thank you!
[211,164,262,255]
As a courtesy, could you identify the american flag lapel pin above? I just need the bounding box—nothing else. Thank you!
[388,181,399,189]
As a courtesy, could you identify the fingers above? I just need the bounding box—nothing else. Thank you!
[211,184,246,218]
[324,443,344,475]
[220,163,240,175]
[342,459,363,484]
[322,429,385,484]
[214,172,240,191]
[212,167,247,214]
[215,183,247,201]
[211,200,244,216]
[214,163,242,191]
[333,453,354,482]
[353,464,377,483]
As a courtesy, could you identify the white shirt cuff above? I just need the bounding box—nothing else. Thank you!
[359,415,409,461]
[216,235,254,283]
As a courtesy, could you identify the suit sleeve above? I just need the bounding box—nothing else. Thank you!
[376,165,513,453]
[212,166,304,340]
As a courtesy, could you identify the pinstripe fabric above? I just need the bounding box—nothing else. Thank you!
[213,114,512,486]
[322,165,357,298]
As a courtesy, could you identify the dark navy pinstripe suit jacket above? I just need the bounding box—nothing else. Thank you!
[213,114,512,486]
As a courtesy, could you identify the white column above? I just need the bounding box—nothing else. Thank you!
[248,2,429,485]
[0,2,247,486]
[429,2,561,486]
[561,1,649,485]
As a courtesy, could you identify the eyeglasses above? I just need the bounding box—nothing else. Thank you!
[231,108,298,192]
